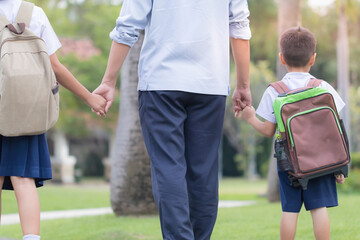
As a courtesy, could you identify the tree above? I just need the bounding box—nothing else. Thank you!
[248,0,278,71]
[276,0,302,80]
[336,0,357,152]
[267,0,302,202]
[110,32,157,215]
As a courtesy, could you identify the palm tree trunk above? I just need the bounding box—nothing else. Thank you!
[110,31,157,215]
[276,0,302,80]
[337,4,351,150]
[267,0,302,202]
[247,130,258,180]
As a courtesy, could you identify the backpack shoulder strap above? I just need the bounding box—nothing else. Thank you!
[14,1,34,27]
[269,81,290,94]
[307,79,323,87]
[0,14,10,25]
[0,13,11,31]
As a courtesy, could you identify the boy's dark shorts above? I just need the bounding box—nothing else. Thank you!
[278,169,338,213]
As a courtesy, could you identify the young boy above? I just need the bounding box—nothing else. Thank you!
[240,27,346,240]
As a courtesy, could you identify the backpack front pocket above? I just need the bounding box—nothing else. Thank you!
[287,107,348,174]
[0,36,58,136]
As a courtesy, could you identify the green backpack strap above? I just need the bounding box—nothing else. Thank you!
[14,1,34,27]
[270,81,290,139]
[307,79,323,88]
[269,81,290,94]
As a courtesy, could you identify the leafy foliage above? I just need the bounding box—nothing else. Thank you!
[248,0,278,71]
[29,0,123,136]
[27,0,360,176]
[223,61,276,177]
[349,152,360,169]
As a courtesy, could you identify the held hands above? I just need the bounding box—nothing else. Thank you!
[91,81,116,116]
[86,93,107,117]
[232,87,252,118]
[232,86,254,122]
[239,106,256,122]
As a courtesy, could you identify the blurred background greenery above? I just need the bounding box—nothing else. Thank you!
[25,0,360,187]
[2,0,360,239]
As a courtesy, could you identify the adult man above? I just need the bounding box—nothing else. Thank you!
[94,0,251,239]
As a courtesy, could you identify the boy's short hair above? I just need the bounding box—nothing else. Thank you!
[280,27,316,67]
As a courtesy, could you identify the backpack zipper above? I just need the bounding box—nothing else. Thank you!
[0,36,45,51]
[278,92,337,135]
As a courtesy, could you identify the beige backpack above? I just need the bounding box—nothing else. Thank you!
[0,1,59,136]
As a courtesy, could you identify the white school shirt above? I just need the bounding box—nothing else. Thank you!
[0,0,61,55]
[256,72,346,124]
[110,0,251,96]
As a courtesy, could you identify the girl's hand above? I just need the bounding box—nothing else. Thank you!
[335,174,345,184]
[87,93,107,117]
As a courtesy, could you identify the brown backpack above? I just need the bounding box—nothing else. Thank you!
[272,79,350,189]
[0,1,59,136]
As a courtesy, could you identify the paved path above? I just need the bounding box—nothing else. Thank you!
[2,200,256,226]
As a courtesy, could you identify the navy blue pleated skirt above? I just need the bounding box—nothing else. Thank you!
[0,134,52,190]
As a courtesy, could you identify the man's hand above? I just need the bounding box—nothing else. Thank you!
[230,38,251,118]
[92,82,115,113]
[232,87,252,118]
[91,41,130,114]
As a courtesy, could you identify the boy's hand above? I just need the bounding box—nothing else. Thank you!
[232,87,252,118]
[239,106,256,122]
[87,93,107,117]
[335,174,345,184]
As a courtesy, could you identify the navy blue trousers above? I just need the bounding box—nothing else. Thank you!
[139,91,226,240]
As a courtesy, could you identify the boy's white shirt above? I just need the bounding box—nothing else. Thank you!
[0,0,61,55]
[256,72,346,124]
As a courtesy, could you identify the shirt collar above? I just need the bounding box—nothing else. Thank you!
[282,72,315,80]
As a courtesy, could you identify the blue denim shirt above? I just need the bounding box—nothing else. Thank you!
[110,0,251,95]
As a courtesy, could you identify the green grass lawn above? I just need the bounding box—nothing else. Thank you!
[1,183,110,214]
[1,178,359,240]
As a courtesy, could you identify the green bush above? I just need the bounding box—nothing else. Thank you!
[350,152,360,169]
[338,169,360,193]
[337,152,360,192]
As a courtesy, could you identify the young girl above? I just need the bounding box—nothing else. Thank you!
[0,1,106,240]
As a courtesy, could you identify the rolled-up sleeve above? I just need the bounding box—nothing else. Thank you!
[110,0,152,47]
[229,0,251,40]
